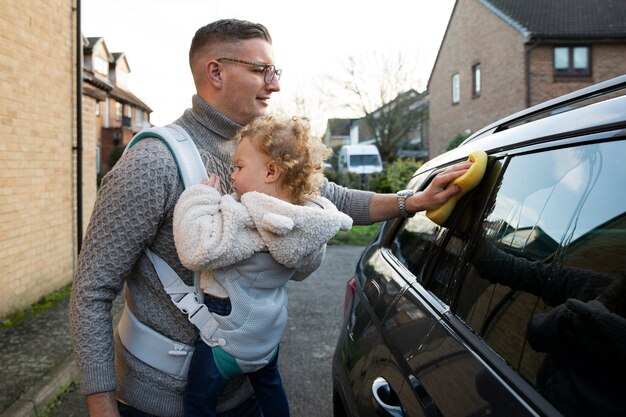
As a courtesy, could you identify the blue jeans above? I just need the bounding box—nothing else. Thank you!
[184,338,290,417]
[118,395,263,417]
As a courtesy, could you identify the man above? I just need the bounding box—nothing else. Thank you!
[70,19,468,417]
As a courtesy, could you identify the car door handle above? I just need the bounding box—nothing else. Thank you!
[408,375,442,417]
[372,377,404,417]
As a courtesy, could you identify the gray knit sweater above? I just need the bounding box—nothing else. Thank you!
[69,95,373,416]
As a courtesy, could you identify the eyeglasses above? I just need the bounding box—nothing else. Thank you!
[217,57,282,84]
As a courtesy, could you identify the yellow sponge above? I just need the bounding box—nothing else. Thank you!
[426,151,488,225]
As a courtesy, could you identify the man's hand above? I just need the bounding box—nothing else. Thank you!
[86,391,121,417]
[367,161,472,223]
[406,160,472,213]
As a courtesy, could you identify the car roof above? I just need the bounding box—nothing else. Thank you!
[422,74,626,172]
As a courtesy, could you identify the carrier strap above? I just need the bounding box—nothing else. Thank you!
[117,306,194,378]
[116,125,224,376]
[124,124,209,188]
[143,248,222,344]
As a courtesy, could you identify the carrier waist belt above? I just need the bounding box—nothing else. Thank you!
[117,306,194,378]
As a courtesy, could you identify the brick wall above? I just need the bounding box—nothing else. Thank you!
[0,0,97,317]
[79,97,98,242]
[529,43,626,106]
[428,0,527,158]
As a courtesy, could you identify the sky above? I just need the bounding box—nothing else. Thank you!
[82,0,456,135]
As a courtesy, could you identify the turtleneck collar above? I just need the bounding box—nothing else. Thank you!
[175,95,243,150]
[193,94,242,137]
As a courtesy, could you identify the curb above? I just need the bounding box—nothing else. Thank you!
[0,355,77,417]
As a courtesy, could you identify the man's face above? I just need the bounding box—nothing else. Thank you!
[218,38,281,126]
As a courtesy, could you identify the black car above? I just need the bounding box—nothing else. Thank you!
[332,74,626,417]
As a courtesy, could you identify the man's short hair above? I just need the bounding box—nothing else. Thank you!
[189,19,272,65]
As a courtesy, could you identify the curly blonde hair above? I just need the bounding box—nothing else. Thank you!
[235,115,331,205]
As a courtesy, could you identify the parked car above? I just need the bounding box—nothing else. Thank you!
[338,144,384,175]
[332,74,626,417]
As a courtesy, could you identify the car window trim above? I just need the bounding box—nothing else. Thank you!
[381,247,450,316]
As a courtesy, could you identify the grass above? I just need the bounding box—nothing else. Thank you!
[329,223,381,246]
[36,381,77,417]
[1,284,72,329]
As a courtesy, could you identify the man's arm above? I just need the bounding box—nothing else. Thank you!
[70,139,180,407]
[85,392,120,417]
[368,161,471,223]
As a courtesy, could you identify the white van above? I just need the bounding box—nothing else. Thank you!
[337,144,383,175]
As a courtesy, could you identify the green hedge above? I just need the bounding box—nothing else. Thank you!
[369,159,423,193]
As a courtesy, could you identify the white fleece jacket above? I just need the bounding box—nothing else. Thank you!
[173,184,353,293]
[172,184,352,373]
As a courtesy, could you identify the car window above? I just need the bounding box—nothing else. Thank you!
[389,172,448,285]
[456,139,626,388]
[389,166,492,306]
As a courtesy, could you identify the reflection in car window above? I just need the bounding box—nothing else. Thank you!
[390,211,445,282]
[390,168,489,306]
[390,172,449,288]
[457,140,626,409]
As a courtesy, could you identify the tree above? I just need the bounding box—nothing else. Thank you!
[269,81,329,138]
[361,89,428,162]
[326,52,429,162]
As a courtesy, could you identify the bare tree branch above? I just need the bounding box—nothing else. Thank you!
[327,50,428,161]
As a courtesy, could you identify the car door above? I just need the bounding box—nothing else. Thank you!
[374,135,626,417]
[357,161,553,417]
[363,214,533,417]
[334,245,386,415]
[450,137,626,417]
[350,251,444,417]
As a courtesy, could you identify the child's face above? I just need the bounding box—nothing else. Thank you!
[231,137,272,197]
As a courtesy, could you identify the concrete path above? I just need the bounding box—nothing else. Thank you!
[0,245,364,417]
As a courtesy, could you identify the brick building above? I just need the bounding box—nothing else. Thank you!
[84,38,152,177]
[0,0,150,317]
[428,0,626,157]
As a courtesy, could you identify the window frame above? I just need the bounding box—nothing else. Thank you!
[452,73,460,104]
[135,109,143,128]
[103,98,110,128]
[115,102,123,122]
[553,45,591,78]
[472,63,481,97]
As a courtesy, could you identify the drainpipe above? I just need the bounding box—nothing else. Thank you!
[75,0,83,253]
[525,37,542,108]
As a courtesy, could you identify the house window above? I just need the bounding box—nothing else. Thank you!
[95,146,101,175]
[116,70,129,89]
[115,102,123,121]
[135,110,143,127]
[94,55,109,76]
[103,98,110,128]
[95,101,100,116]
[472,64,481,97]
[452,73,460,104]
[554,46,590,77]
